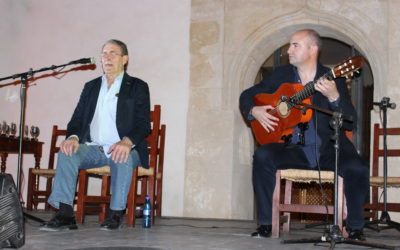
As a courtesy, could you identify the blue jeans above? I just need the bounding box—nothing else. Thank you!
[48,144,140,211]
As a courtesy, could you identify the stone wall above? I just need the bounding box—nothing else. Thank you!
[186,0,400,220]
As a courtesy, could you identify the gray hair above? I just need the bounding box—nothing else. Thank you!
[102,39,129,71]
[103,39,129,55]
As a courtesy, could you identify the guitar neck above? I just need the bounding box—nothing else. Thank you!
[290,70,334,104]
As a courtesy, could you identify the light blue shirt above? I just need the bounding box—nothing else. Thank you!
[89,72,124,157]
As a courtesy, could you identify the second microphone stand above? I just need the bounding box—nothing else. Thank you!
[365,97,400,232]
[282,102,395,250]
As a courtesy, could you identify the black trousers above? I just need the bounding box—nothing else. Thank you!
[253,142,369,229]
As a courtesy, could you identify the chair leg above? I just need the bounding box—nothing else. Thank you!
[271,171,281,238]
[337,177,344,232]
[147,174,156,225]
[45,176,54,211]
[338,177,349,237]
[76,170,88,224]
[370,186,379,220]
[282,179,293,233]
[26,168,35,211]
[126,168,138,227]
[98,176,110,223]
[140,177,147,201]
[342,196,348,237]
[155,176,163,217]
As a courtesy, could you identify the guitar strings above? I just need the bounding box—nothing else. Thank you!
[265,69,334,117]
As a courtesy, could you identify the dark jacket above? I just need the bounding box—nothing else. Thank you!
[239,63,358,167]
[66,72,151,168]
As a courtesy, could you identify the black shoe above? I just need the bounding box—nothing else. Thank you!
[40,213,78,232]
[251,225,272,238]
[100,210,124,231]
[347,227,366,241]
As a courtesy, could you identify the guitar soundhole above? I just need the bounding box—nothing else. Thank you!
[277,101,290,118]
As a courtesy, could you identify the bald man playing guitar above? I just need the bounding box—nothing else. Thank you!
[240,29,369,240]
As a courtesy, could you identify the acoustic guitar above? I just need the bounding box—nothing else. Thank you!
[251,56,365,145]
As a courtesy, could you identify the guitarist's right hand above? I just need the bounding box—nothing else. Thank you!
[251,105,279,133]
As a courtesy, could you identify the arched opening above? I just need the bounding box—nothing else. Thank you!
[247,37,374,222]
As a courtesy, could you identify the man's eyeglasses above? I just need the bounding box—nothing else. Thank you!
[101,51,122,58]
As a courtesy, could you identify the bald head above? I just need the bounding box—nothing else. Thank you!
[287,29,321,68]
[295,29,322,51]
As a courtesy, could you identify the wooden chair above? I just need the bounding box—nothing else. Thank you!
[271,169,346,238]
[364,123,400,219]
[75,105,163,227]
[270,132,356,238]
[26,125,66,210]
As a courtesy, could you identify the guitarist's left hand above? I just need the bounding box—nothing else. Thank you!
[315,78,340,102]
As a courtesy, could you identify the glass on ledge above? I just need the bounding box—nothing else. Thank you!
[30,126,40,141]
[10,123,17,138]
[1,121,10,137]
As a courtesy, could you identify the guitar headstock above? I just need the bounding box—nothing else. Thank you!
[331,56,365,79]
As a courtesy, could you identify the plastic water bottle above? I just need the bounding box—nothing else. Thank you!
[142,196,151,228]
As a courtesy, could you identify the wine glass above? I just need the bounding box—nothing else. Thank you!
[1,121,7,136]
[30,126,40,141]
[24,125,29,139]
[4,124,10,137]
[10,123,17,138]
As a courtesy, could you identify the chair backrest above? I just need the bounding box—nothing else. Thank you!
[371,123,400,177]
[48,125,67,170]
[157,124,166,172]
[147,105,161,169]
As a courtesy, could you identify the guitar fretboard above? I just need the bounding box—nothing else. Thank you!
[288,70,334,107]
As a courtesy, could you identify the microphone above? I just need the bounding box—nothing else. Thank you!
[373,97,396,109]
[67,57,95,65]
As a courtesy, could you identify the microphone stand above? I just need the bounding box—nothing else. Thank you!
[0,59,94,223]
[365,97,400,232]
[282,101,396,250]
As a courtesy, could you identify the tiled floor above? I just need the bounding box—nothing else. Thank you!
[11,211,400,250]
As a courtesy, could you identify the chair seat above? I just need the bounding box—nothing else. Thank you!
[280,169,335,183]
[31,166,155,177]
[272,168,347,238]
[369,176,400,187]
[31,168,56,177]
[85,166,154,177]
